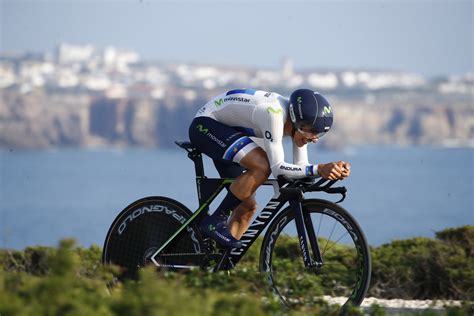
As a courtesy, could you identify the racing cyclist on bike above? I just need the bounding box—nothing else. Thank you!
[189,88,350,249]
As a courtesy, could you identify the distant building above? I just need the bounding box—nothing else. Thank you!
[0,62,16,88]
[57,43,95,64]
[307,72,339,90]
[103,46,139,72]
[1,42,471,100]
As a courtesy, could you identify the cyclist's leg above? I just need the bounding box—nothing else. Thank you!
[227,147,271,238]
[190,116,270,202]
[214,160,259,239]
[189,117,262,247]
[229,194,257,239]
[229,146,271,199]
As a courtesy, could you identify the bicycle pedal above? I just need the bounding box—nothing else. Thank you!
[203,237,218,253]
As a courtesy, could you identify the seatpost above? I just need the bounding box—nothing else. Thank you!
[187,149,210,212]
[188,150,205,178]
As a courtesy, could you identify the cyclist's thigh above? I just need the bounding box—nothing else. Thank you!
[189,116,258,165]
[214,160,245,179]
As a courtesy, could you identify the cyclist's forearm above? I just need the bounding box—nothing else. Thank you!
[270,161,318,179]
[264,138,316,178]
[292,140,309,165]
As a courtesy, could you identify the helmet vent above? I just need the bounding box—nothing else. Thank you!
[289,103,296,123]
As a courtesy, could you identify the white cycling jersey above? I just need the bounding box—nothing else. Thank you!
[195,89,318,179]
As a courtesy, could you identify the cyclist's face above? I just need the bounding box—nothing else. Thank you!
[300,124,328,138]
[294,129,319,146]
[298,129,319,143]
[297,125,325,144]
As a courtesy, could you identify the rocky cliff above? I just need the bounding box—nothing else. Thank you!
[0,89,472,149]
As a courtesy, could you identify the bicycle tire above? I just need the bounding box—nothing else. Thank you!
[260,198,371,309]
[102,196,205,280]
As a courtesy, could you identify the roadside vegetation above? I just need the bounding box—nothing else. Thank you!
[1,226,472,315]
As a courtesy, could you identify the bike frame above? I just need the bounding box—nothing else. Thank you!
[150,142,322,269]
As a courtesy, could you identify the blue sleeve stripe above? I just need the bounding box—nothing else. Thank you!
[226,89,256,96]
[223,136,254,161]
[305,165,314,177]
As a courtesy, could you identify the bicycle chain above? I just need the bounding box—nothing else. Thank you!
[158,252,216,257]
[157,238,222,257]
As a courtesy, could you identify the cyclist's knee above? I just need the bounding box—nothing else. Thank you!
[254,164,271,182]
[262,165,271,179]
[240,147,271,180]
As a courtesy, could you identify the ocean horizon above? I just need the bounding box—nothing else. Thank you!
[1,144,473,249]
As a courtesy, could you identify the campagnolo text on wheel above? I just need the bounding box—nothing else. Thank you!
[103,89,372,311]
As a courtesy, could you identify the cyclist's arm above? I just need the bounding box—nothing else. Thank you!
[265,139,317,178]
[292,140,309,165]
[254,105,316,179]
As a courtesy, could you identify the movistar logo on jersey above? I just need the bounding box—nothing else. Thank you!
[297,96,303,104]
[225,96,250,103]
[323,106,332,116]
[196,124,208,134]
[215,96,250,106]
[266,106,282,114]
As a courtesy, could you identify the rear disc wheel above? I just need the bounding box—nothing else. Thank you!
[102,196,205,280]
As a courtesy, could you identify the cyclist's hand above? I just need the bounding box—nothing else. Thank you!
[337,161,351,179]
[317,162,345,180]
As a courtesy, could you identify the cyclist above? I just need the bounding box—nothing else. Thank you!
[189,88,350,248]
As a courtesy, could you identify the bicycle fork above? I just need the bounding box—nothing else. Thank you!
[289,199,324,268]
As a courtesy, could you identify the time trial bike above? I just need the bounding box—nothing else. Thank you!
[102,140,371,309]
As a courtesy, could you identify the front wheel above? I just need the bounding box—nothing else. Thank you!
[260,199,371,309]
[102,196,205,280]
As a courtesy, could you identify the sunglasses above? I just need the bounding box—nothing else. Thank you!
[297,126,326,142]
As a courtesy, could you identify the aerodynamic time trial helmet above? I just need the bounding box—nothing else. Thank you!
[288,89,333,139]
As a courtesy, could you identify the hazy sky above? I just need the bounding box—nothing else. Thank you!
[1,0,473,77]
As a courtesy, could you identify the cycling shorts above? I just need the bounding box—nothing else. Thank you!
[189,117,258,178]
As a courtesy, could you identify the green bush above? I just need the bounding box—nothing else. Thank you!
[370,226,474,300]
[1,226,473,315]
[0,239,286,316]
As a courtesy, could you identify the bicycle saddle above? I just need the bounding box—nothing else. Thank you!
[175,140,198,152]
